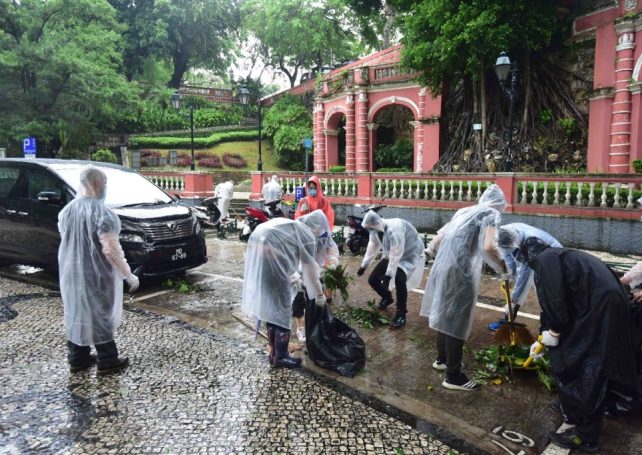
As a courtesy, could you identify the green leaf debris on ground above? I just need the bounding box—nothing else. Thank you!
[472,344,556,391]
[334,299,390,330]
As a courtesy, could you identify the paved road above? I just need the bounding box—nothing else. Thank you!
[0,278,453,454]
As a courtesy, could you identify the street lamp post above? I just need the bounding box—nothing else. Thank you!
[494,51,517,172]
[239,85,262,171]
[171,90,196,171]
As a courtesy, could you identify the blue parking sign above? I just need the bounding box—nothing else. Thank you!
[302,137,313,149]
[23,137,36,159]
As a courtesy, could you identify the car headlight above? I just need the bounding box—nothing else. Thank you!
[120,233,145,243]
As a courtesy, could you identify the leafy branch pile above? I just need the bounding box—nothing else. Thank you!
[323,264,353,301]
[334,300,390,330]
[163,278,201,294]
[473,344,556,391]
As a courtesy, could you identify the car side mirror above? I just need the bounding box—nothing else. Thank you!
[37,190,62,204]
[172,193,182,200]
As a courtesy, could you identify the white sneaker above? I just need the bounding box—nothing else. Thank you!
[296,327,306,342]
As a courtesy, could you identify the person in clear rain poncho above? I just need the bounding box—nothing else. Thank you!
[242,218,324,368]
[421,184,508,391]
[214,180,234,221]
[58,167,139,375]
[262,175,283,203]
[487,223,562,331]
[291,210,340,342]
[357,211,425,330]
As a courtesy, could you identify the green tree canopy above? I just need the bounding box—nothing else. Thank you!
[263,95,312,169]
[395,0,558,93]
[241,0,362,87]
[0,0,135,155]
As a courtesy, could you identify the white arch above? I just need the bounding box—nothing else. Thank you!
[633,54,642,82]
[367,96,420,123]
[323,106,348,129]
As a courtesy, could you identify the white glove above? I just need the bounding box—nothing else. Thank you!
[315,295,326,307]
[503,302,516,318]
[300,203,309,212]
[126,274,139,293]
[529,341,545,360]
[541,330,560,347]
[289,272,303,291]
[425,245,435,258]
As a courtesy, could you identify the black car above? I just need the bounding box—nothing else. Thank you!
[0,159,207,277]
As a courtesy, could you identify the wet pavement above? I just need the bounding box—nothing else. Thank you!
[2,231,642,454]
[0,278,452,454]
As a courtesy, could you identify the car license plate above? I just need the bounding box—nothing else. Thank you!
[171,248,187,261]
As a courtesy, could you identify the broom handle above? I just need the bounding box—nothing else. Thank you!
[523,335,544,368]
[501,279,514,323]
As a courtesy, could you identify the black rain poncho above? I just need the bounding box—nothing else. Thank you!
[524,239,639,424]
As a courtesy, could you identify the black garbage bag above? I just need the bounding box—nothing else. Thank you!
[305,298,366,378]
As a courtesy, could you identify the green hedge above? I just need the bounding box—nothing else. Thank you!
[130,129,258,149]
[328,165,346,173]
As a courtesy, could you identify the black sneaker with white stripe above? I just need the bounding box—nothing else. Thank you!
[442,373,480,391]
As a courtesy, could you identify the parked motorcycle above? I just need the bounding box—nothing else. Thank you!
[346,203,386,254]
[239,199,295,241]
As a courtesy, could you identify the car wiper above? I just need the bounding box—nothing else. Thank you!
[118,200,168,208]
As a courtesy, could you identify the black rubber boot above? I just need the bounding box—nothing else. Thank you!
[273,327,302,368]
[267,325,276,365]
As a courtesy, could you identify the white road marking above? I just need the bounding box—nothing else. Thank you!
[129,290,173,302]
[191,271,244,283]
[411,287,540,320]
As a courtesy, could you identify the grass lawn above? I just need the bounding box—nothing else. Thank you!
[139,140,287,172]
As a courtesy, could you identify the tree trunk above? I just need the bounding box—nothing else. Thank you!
[480,60,487,149]
[168,49,189,89]
[382,2,395,50]
[521,51,531,133]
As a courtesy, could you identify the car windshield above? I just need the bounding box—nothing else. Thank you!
[55,166,173,207]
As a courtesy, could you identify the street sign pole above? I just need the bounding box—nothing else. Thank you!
[302,137,313,182]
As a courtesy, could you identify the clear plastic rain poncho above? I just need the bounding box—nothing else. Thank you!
[242,218,323,330]
[57,167,134,346]
[498,223,562,308]
[215,181,234,219]
[262,175,283,203]
[360,211,425,291]
[297,209,340,268]
[420,184,507,340]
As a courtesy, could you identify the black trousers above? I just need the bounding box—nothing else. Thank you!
[368,259,408,314]
[67,339,119,368]
[292,290,307,319]
[436,331,465,378]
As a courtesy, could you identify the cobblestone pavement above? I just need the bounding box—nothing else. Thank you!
[0,278,453,455]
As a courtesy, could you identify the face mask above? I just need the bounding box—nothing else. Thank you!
[309,189,318,197]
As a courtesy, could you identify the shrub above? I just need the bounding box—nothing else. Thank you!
[223,153,248,168]
[375,138,413,169]
[376,167,412,173]
[198,157,223,168]
[262,95,312,170]
[195,151,211,160]
[176,156,193,167]
[328,165,346,173]
[58,149,87,160]
[130,129,259,149]
[633,159,642,173]
[92,149,117,163]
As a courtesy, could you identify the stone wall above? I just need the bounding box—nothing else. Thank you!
[333,203,642,254]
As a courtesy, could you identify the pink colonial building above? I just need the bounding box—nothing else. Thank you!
[312,45,441,173]
[575,0,642,173]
